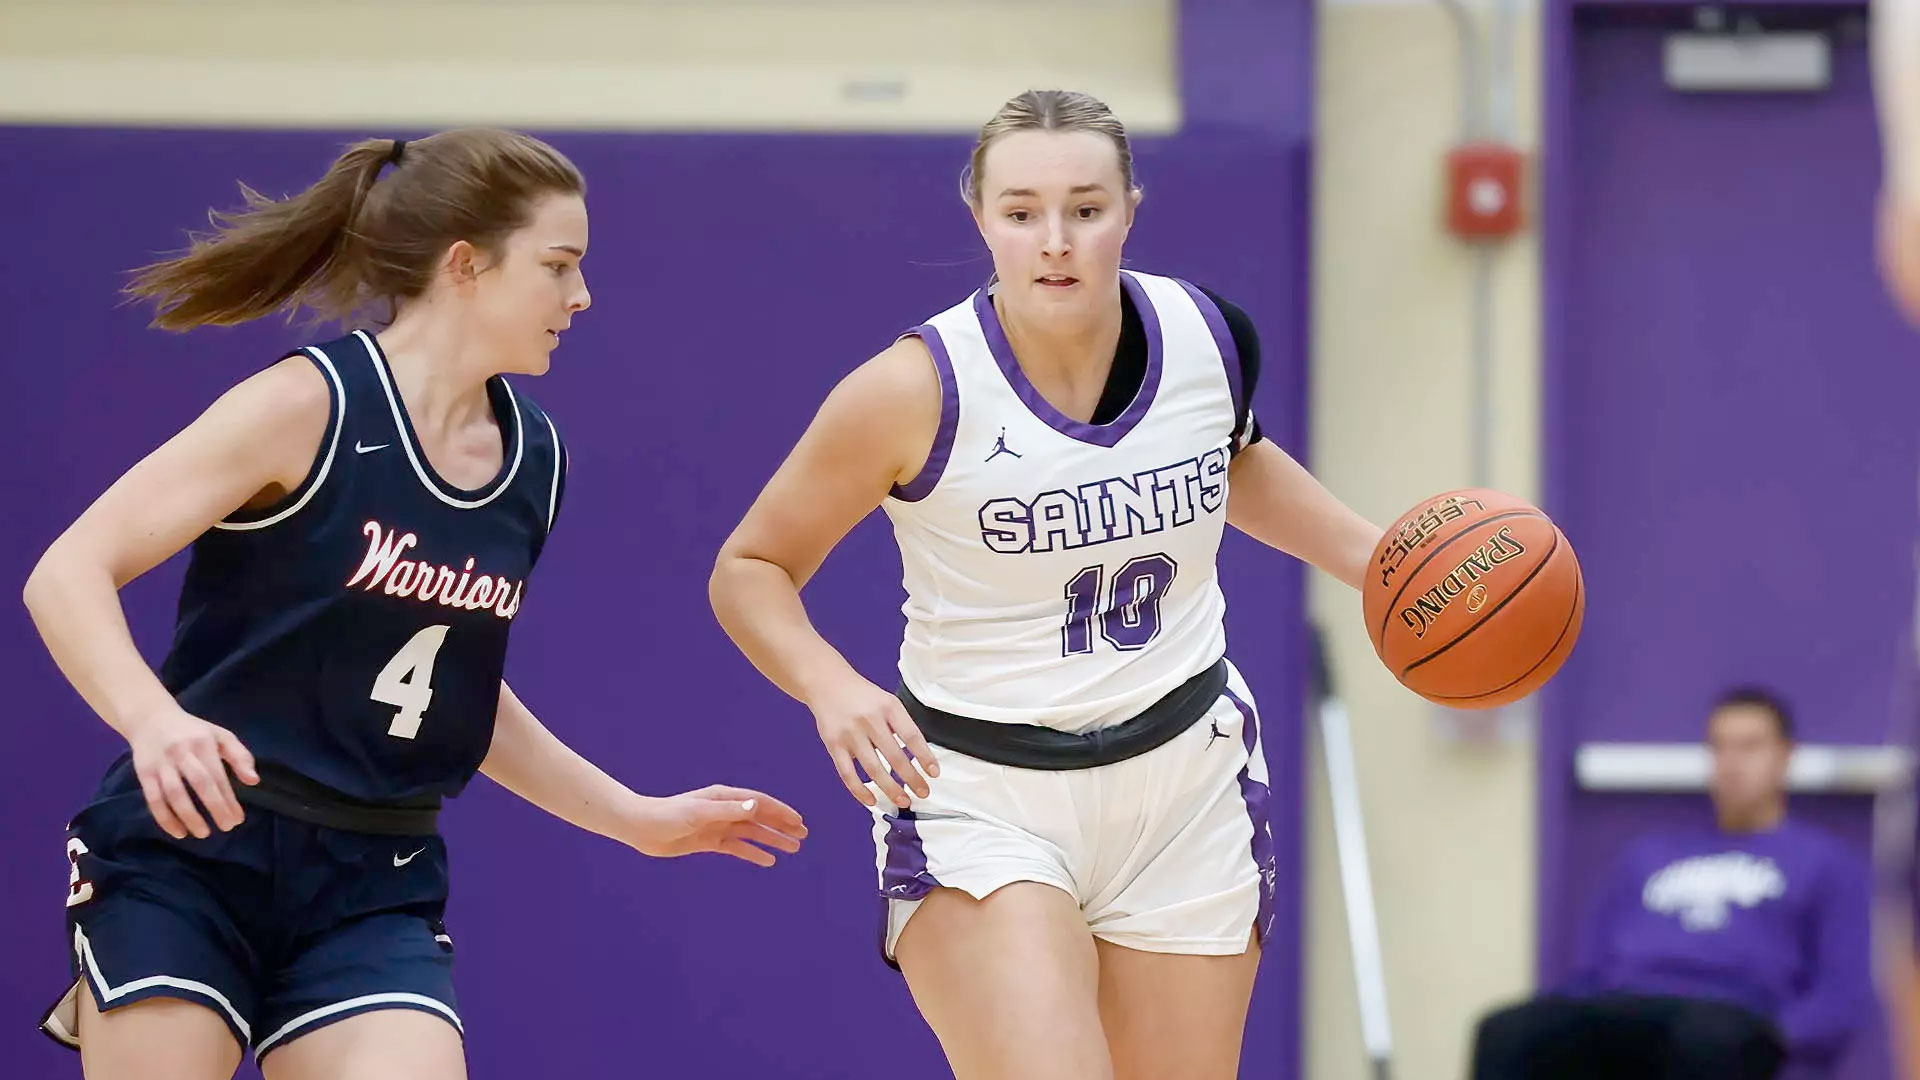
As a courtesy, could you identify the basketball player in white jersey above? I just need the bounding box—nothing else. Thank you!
[710,90,1381,1078]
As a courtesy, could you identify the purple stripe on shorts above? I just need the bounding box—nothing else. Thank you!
[1175,277,1243,426]
[889,325,958,503]
[1223,686,1277,944]
[879,810,941,901]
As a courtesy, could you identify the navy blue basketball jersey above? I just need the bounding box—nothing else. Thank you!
[155,330,566,804]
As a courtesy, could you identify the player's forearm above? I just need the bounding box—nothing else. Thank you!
[1878,0,1920,198]
[709,554,864,707]
[23,550,180,740]
[480,681,652,843]
[1225,441,1380,591]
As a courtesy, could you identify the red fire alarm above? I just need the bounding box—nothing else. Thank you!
[1446,142,1525,240]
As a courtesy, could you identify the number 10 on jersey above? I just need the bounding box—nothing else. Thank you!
[1062,554,1178,655]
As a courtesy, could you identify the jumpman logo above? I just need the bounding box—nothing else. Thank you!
[984,427,1022,463]
[1206,720,1229,750]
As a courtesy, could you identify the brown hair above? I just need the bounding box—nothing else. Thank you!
[962,90,1137,206]
[127,129,585,331]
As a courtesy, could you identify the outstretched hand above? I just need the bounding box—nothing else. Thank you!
[626,785,808,867]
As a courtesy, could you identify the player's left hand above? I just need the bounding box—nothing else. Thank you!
[625,785,808,867]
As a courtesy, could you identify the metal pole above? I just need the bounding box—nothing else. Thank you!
[1311,631,1395,1078]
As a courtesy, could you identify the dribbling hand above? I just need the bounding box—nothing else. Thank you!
[808,676,940,809]
[124,706,259,840]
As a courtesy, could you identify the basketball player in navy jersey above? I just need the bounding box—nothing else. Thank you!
[711,91,1382,1079]
[24,130,805,1080]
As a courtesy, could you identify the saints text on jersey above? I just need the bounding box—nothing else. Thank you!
[976,445,1230,555]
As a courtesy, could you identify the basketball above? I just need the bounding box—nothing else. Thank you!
[1362,488,1584,708]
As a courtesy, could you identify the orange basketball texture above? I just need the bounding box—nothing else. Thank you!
[1362,488,1584,708]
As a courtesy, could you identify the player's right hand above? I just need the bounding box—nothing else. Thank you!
[124,706,259,840]
[807,676,940,809]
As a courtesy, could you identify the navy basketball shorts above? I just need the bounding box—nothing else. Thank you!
[41,786,460,1059]
[871,661,1277,962]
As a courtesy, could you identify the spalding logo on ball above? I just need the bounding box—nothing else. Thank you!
[1362,488,1584,708]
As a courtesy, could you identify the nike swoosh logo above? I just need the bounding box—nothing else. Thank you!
[356,441,390,454]
[393,847,427,867]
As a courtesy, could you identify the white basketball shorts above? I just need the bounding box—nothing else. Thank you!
[871,661,1276,960]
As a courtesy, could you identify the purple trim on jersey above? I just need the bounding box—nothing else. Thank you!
[972,271,1164,448]
[879,810,942,901]
[889,325,959,502]
[1223,685,1277,944]
[1174,278,1243,426]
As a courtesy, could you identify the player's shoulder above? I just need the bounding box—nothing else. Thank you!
[802,335,945,485]
[834,334,942,415]
[1125,268,1241,310]
[868,332,941,383]
[1170,280,1263,413]
[1178,280,1255,335]
[216,352,336,432]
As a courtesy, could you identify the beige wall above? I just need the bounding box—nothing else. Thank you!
[1307,2,1542,1077]
[0,0,1178,131]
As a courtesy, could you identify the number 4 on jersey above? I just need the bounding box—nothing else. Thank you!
[372,625,450,739]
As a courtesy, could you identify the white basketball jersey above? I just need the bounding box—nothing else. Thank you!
[881,270,1247,733]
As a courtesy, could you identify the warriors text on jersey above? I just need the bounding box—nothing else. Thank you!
[154,330,566,804]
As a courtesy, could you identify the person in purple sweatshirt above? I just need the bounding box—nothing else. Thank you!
[1471,687,1874,1079]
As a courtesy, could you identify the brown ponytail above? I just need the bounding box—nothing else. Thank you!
[127,129,585,331]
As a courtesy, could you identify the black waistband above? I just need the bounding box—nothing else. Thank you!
[236,763,441,836]
[897,658,1229,770]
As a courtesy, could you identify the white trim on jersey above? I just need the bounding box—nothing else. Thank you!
[543,410,563,532]
[72,923,253,1042]
[213,347,346,533]
[353,329,524,511]
[254,992,463,1056]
